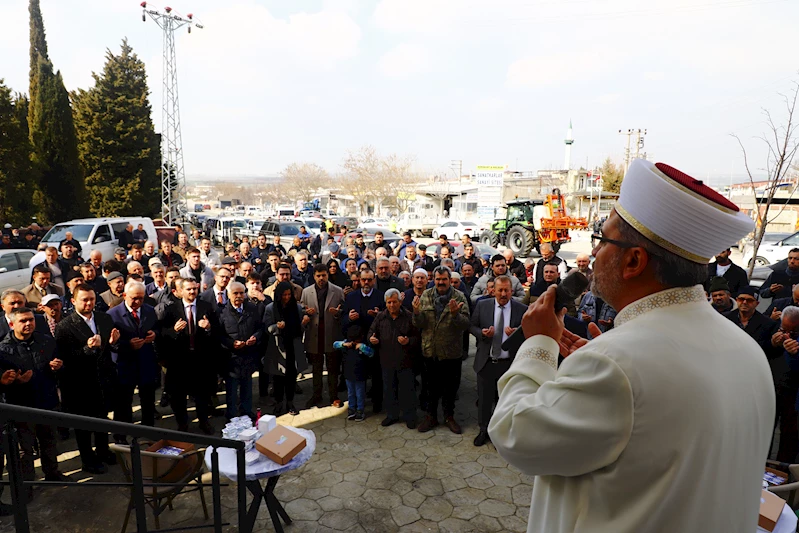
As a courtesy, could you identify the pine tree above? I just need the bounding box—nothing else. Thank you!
[72,39,161,217]
[600,157,625,194]
[27,0,87,224]
[29,57,87,224]
[0,81,37,225]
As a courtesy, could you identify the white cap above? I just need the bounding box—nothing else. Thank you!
[615,159,753,264]
[41,294,61,306]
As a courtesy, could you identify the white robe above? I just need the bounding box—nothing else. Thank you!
[488,285,775,533]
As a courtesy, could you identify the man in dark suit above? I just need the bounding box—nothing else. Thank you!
[342,268,386,412]
[218,281,264,420]
[159,278,217,434]
[108,281,159,439]
[199,266,232,315]
[469,275,526,446]
[706,248,748,297]
[54,284,120,474]
[375,257,405,294]
[724,286,778,355]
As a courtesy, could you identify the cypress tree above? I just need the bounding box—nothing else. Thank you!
[73,39,161,217]
[29,57,87,224]
[27,0,87,223]
[0,81,37,225]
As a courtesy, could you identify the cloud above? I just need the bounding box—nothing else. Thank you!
[377,43,431,79]
[373,0,458,35]
[595,93,621,105]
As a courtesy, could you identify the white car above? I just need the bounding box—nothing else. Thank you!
[360,217,390,228]
[0,249,37,292]
[431,220,484,240]
[294,218,324,235]
[741,230,799,267]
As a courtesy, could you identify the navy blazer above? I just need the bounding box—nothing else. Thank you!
[108,303,160,387]
[342,289,386,335]
[200,287,228,316]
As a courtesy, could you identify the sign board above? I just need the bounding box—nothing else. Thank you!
[475,165,504,187]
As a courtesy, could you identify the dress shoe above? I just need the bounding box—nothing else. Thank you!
[45,472,74,483]
[473,430,491,447]
[331,399,343,408]
[305,397,323,410]
[82,463,108,475]
[444,416,462,435]
[159,393,170,407]
[97,451,117,465]
[406,419,417,430]
[287,403,300,416]
[381,417,399,427]
[199,421,214,435]
[417,415,438,433]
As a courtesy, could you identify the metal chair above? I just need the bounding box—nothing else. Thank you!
[766,460,799,511]
[111,440,209,532]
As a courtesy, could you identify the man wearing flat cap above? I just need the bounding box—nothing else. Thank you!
[489,159,775,533]
[724,286,777,354]
[707,277,736,314]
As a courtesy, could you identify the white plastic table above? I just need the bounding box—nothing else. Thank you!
[204,426,315,533]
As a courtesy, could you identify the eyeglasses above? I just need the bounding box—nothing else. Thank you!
[591,234,639,249]
[736,296,757,304]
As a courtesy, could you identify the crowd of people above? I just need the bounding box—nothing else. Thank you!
[1,207,793,517]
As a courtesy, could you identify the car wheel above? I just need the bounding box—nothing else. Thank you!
[432,231,438,239]
[754,256,770,267]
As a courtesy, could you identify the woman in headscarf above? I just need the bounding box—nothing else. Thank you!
[327,258,349,288]
[264,281,308,416]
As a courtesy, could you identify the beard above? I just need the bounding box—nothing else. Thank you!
[591,249,623,303]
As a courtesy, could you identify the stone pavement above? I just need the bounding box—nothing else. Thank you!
[0,345,533,533]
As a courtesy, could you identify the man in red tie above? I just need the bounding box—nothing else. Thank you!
[108,281,159,442]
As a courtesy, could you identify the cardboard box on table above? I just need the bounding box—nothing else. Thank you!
[759,489,785,532]
[255,426,306,465]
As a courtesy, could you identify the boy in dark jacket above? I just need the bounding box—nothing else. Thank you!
[334,325,373,422]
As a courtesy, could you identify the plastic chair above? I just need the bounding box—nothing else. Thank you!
[110,440,209,532]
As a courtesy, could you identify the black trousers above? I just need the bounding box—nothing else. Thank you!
[75,427,109,466]
[476,359,512,430]
[171,382,212,427]
[422,358,461,419]
[17,422,59,480]
[308,351,342,404]
[115,384,157,427]
[775,391,799,463]
[370,356,383,411]
[382,367,417,422]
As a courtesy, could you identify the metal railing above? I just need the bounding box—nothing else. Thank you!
[0,404,248,533]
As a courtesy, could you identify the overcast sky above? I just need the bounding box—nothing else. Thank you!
[0,0,797,184]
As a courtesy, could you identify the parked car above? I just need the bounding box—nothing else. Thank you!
[431,220,485,240]
[359,217,390,228]
[742,231,799,268]
[0,250,37,292]
[41,217,157,261]
[257,221,304,239]
[207,217,248,246]
[294,218,324,235]
[333,216,359,230]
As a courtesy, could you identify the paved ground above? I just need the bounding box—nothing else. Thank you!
[0,335,534,532]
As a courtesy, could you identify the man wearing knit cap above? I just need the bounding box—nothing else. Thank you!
[707,276,736,313]
[489,159,774,533]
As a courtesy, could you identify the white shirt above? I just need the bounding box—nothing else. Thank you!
[79,312,97,335]
[716,263,732,276]
[361,289,374,298]
[489,286,775,533]
[493,301,511,360]
[183,301,196,327]
[213,287,227,304]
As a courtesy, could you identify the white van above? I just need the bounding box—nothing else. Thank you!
[41,217,158,261]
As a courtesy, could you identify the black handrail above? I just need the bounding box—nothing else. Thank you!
[0,403,250,533]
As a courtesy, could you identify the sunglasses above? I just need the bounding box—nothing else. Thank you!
[736,296,757,304]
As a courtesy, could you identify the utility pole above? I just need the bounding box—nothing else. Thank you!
[141,2,203,223]
[450,160,462,182]
[618,128,647,174]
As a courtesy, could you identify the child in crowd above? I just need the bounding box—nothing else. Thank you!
[334,325,373,422]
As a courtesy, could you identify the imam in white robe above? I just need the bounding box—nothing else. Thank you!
[488,285,775,533]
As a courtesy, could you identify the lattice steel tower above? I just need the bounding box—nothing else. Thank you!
[141,2,202,223]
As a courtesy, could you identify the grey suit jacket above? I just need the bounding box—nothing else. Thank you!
[470,297,526,374]
[300,282,345,353]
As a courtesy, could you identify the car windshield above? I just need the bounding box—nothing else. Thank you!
[223,220,247,229]
[303,221,322,229]
[281,224,302,236]
[43,224,94,242]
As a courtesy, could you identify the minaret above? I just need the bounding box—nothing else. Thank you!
[564,120,574,170]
